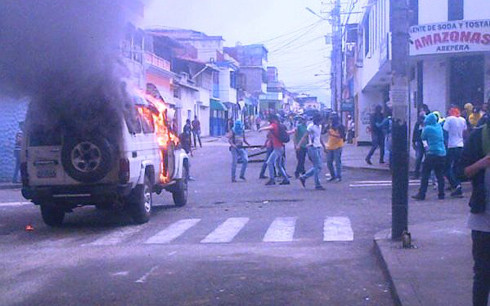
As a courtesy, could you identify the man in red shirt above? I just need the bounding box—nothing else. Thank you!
[259,114,290,185]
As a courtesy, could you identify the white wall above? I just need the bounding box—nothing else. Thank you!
[360,0,390,91]
[197,88,210,137]
[465,0,490,20]
[419,0,448,24]
[357,90,383,143]
[178,87,197,133]
[218,67,237,103]
[423,59,448,113]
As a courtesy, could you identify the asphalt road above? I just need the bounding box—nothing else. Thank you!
[0,133,468,305]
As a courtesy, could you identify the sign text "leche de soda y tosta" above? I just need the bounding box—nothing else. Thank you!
[409,19,490,56]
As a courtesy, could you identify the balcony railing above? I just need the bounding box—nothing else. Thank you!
[145,52,171,71]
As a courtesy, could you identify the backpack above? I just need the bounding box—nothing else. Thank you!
[277,123,290,143]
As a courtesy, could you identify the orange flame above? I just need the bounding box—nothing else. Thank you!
[136,90,179,184]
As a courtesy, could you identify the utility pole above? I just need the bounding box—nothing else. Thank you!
[330,0,342,112]
[390,0,410,240]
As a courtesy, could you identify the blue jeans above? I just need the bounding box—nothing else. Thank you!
[267,147,289,182]
[260,147,273,177]
[326,147,342,179]
[231,147,248,180]
[303,146,322,187]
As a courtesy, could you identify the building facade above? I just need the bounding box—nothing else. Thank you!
[353,0,490,146]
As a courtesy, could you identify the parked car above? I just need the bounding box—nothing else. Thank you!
[21,95,188,226]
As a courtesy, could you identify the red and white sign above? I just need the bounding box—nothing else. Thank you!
[409,19,490,56]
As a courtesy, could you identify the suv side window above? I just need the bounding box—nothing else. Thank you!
[125,107,142,134]
[138,107,155,134]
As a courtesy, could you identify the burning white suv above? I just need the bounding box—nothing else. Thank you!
[21,95,189,226]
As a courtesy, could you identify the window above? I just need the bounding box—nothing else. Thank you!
[230,71,237,88]
[448,0,464,21]
[173,86,181,99]
[364,16,370,56]
[125,107,142,134]
[138,107,155,134]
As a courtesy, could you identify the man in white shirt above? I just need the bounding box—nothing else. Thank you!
[297,114,326,190]
[443,107,467,197]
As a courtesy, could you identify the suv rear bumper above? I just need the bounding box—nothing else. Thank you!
[22,183,133,205]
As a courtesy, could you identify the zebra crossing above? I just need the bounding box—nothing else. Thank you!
[349,180,421,188]
[79,216,355,247]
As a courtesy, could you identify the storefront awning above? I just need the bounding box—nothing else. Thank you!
[211,100,227,111]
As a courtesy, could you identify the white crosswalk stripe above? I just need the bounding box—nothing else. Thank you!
[323,217,354,241]
[84,226,144,246]
[201,217,249,243]
[263,217,297,242]
[349,180,420,188]
[145,218,201,244]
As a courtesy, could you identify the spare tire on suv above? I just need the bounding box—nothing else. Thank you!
[61,136,114,183]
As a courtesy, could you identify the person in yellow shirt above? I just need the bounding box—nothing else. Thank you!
[469,106,482,127]
[325,113,345,182]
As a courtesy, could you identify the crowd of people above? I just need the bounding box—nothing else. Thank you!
[227,112,346,190]
[362,100,490,304]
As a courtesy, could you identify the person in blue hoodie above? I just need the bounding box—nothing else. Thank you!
[412,112,447,200]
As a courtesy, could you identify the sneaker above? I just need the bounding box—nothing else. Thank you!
[265,179,276,186]
[335,178,342,182]
[379,160,385,164]
[327,177,336,182]
[450,186,463,198]
[279,180,290,185]
[188,176,196,181]
[259,175,268,179]
[239,176,246,181]
[438,194,445,200]
[232,178,237,183]
[365,158,372,165]
[411,194,425,201]
[315,185,326,190]
[299,176,306,188]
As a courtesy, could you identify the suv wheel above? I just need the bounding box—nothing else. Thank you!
[128,176,152,224]
[61,136,114,183]
[40,204,65,227]
[172,166,188,207]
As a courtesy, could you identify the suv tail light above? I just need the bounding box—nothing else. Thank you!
[20,162,28,186]
[119,158,130,184]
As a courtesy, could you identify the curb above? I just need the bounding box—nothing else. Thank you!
[373,229,403,306]
[343,164,391,172]
[0,183,21,190]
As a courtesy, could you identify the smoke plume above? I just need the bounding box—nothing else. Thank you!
[0,0,137,141]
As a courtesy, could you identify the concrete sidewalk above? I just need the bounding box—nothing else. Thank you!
[342,143,391,172]
[374,218,472,305]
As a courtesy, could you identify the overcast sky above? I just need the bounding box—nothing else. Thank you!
[143,0,335,105]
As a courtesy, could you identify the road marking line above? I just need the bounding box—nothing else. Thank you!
[349,183,420,187]
[324,217,354,241]
[353,180,420,184]
[263,217,296,242]
[145,219,201,244]
[0,201,32,207]
[83,226,144,246]
[135,265,159,283]
[201,217,249,243]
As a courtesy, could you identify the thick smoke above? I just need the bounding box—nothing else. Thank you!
[0,0,136,141]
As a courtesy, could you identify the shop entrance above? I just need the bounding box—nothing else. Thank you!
[450,55,484,107]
